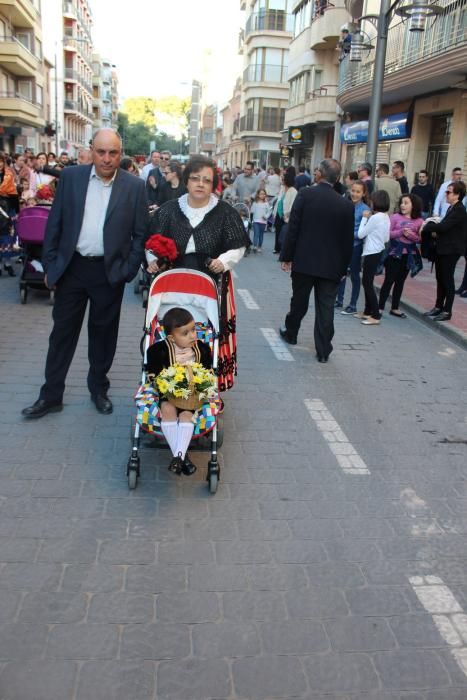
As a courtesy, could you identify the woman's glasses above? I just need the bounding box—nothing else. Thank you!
[188,175,213,186]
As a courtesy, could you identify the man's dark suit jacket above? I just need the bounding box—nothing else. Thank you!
[281,181,354,281]
[42,164,148,286]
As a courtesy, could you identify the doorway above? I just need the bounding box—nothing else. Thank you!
[426,114,452,192]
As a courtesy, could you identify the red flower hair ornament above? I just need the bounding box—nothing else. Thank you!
[145,234,179,271]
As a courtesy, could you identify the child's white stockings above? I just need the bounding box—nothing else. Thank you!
[161,420,194,460]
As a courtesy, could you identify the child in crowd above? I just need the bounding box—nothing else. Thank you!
[146,307,212,476]
[232,202,252,255]
[250,188,271,253]
[356,190,391,325]
[336,180,371,313]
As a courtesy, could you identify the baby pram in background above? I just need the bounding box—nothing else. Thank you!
[129,268,224,494]
[15,206,53,305]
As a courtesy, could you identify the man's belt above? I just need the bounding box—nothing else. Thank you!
[75,252,104,261]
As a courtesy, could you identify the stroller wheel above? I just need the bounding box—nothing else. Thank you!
[142,288,149,308]
[208,459,219,494]
[208,471,218,494]
[20,286,27,304]
[128,469,138,490]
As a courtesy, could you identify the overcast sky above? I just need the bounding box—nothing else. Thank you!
[91,0,243,106]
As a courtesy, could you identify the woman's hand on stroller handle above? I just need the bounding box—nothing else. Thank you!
[207,258,225,274]
[147,260,159,274]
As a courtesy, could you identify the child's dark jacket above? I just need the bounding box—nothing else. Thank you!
[146,339,212,377]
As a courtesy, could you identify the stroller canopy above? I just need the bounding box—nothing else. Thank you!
[146,269,220,333]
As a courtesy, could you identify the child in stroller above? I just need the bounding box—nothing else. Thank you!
[233,201,252,255]
[146,307,213,476]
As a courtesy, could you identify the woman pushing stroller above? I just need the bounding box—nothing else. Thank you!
[146,155,250,392]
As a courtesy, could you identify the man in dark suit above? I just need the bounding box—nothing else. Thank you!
[22,128,148,418]
[279,158,354,362]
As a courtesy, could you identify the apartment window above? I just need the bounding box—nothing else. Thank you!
[293,0,311,37]
[312,67,323,91]
[17,80,32,100]
[0,20,6,38]
[289,71,310,106]
[36,85,43,105]
[35,37,42,59]
[15,31,31,51]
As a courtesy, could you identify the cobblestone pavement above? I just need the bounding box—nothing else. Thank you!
[1,235,467,699]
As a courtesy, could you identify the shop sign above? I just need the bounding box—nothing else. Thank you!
[288,127,302,144]
[340,113,411,144]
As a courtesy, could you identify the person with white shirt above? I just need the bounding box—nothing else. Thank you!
[140,150,161,182]
[356,189,391,325]
[22,129,148,419]
[146,155,250,391]
[433,167,463,218]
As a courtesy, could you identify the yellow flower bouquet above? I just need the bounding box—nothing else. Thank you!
[155,362,218,411]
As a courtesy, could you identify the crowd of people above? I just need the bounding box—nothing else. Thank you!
[1,130,463,428]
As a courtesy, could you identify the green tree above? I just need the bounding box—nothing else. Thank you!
[122,97,157,129]
[118,112,154,156]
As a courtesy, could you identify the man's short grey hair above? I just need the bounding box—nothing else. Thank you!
[91,128,122,144]
[160,149,172,157]
[318,158,341,185]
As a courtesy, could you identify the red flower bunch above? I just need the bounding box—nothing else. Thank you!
[145,234,178,267]
[36,184,55,202]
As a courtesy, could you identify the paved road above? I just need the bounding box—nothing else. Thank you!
[1,234,467,699]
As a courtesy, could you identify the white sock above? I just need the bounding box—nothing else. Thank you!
[175,421,195,460]
[160,421,178,456]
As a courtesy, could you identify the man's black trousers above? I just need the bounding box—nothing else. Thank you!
[40,254,125,403]
[285,271,338,359]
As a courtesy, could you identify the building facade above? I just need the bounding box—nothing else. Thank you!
[337,0,467,190]
[284,0,352,168]
[92,54,116,132]
[0,0,47,153]
[218,78,245,169]
[237,0,293,167]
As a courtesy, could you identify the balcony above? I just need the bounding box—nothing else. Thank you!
[245,10,294,38]
[309,0,351,50]
[0,91,43,125]
[0,35,41,76]
[64,99,92,121]
[0,0,39,28]
[64,67,78,81]
[243,63,288,85]
[337,0,467,111]
[62,0,77,18]
[304,84,338,122]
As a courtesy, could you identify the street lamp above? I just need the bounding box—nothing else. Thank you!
[350,0,441,179]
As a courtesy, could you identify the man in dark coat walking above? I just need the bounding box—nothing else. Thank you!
[22,128,148,418]
[279,158,354,362]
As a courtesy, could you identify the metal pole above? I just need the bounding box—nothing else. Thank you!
[54,49,59,154]
[365,0,390,180]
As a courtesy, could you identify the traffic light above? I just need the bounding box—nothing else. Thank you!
[44,123,56,137]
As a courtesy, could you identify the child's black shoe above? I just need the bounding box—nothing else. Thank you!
[168,455,183,474]
[181,454,197,476]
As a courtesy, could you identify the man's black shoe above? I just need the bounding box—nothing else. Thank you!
[279,327,297,345]
[22,399,63,419]
[316,355,328,363]
[91,394,113,414]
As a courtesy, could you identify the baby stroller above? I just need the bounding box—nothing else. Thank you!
[133,263,152,307]
[128,268,224,494]
[15,206,52,305]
